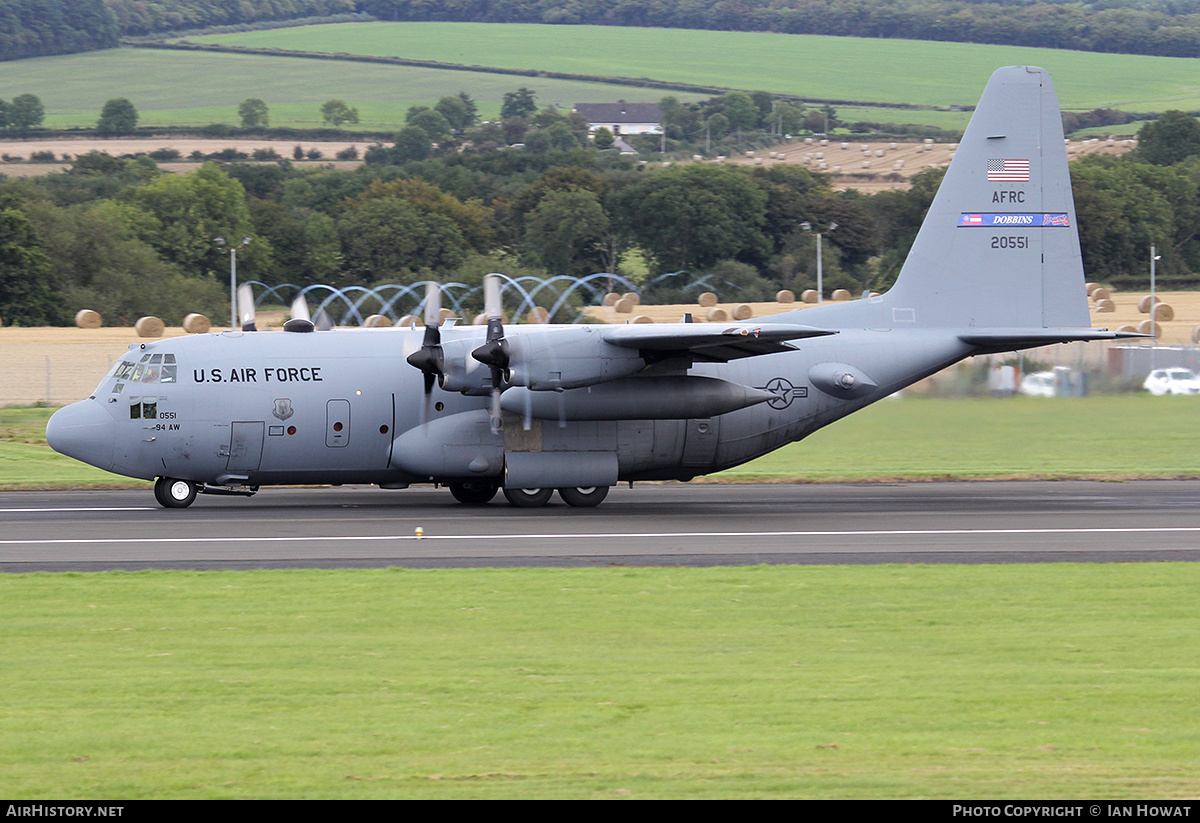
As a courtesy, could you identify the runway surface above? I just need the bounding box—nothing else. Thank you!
[3,480,1200,571]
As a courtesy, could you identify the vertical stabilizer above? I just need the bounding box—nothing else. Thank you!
[884,66,1088,330]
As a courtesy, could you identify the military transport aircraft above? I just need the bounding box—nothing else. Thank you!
[46,66,1136,509]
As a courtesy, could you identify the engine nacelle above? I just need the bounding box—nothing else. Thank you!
[505,326,644,391]
[437,338,494,396]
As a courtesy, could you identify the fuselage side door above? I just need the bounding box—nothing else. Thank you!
[227,421,265,472]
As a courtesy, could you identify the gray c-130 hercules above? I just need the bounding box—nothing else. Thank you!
[46,66,1137,509]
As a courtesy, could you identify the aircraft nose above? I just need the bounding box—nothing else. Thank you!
[46,400,116,470]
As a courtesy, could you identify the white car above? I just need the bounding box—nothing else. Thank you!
[1019,371,1057,397]
[1143,368,1200,396]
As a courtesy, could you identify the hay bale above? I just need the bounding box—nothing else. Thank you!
[1137,295,1153,313]
[621,292,641,306]
[74,309,101,329]
[1193,325,1200,344]
[731,304,753,320]
[1153,302,1174,322]
[472,313,487,325]
[1093,299,1115,312]
[397,314,422,328]
[363,314,392,328]
[776,289,795,303]
[135,316,164,338]
[182,313,210,334]
[438,307,455,323]
[632,315,654,324]
[831,288,852,301]
[801,289,819,304]
[697,292,718,307]
[526,306,550,324]
[603,292,620,306]
[1090,287,1110,302]
[705,307,728,322]
[613,297,635,314]
[1137,319,1158,337]
[1118,325,1138,334]
[1085,282,1101,296]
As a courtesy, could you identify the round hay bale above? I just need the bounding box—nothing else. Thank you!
[1138,319,1158,337]
[363,314,392,328]
[1137,295,1153,313]
[1193,325,1200,344]
[1085,282,1101,296]
[632,315,654,324]
[1093,298,1115,312]
[1118,325,1139,334]
[831,288,852,301]
[603,292,620,306]
[182,313,210,334]
[135,316,164,338]
[621,292,641,306]
[1153,302,1174,322]
[705,307,728,322]
[697,292,718,307]
[438,307,455,323]
[397,314,423,328]
[731,304,753,321]
[74,309,101,329]
[801,289,819,304]
[613,297,635,314]
[776,289,795,303]
[1090,287,1110,302]
[472,313,488,325]
[526,306,550,324]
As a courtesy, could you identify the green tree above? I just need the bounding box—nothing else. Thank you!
[320,99,359,127]
[392,125,432,162]
[97,98,138,135]
[406,107,451,139]
[500,87,538,120]
[718,91,759,131]
[614,165,769,271]
[435,93,476,132]
[339,198,467,282]
[1135,110,1200,166]
[0,197,63,325]
[238,98,269,128]
[7,94,44,133]
[593,126,615,149]
[524,189,613,276]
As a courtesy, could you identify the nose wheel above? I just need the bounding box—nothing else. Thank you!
[154,477,198,509]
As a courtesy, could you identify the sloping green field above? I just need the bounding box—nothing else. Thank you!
[193,22,1200,112]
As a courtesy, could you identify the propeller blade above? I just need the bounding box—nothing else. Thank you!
[314,308,335,331]
[406,282,445,399]
[472,274,509,432]
[237,283,257,332]
[290,294,311,323]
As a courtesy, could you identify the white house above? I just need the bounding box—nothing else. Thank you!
[573,102,662,135]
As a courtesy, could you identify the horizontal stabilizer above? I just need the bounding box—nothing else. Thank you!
[602,323,834,362]
[960,328,1147,353]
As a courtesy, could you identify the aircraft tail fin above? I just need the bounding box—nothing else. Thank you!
[884,66,1090,330]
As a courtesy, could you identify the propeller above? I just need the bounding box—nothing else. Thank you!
[282,293,316,333]
[405,282,444,398]
[236,283,257,331]
[471,274,510,432]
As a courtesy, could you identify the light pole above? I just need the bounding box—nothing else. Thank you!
[1150,244,1162,373]
[801,221,837,305]
[214,237,250,330]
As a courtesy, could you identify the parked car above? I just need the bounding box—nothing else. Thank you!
[1019,371,1057,397]
[1143,368,1200,396]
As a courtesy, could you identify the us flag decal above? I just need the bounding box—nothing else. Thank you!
[987,158,1030,181]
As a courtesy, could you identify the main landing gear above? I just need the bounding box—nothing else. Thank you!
[496,486,610,508]
[154,476,199,508]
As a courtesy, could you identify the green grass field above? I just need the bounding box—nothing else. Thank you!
[194,22,1200,112]
[4,22,1198,133]
[3,563,1199,798]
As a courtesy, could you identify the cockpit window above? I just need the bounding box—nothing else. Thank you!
[111,354,176,393]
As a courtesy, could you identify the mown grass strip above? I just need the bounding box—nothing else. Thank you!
[2,564,1198,798]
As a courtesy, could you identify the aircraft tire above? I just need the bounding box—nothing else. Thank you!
[155,477,198,509]
[558,486,610,508]
[449,481,499,506]
[502,487,554,508]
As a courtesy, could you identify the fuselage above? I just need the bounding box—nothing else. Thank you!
[45,319,973,490]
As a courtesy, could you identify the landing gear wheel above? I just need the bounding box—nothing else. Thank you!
[558,486,610,508]
[154,477,198,509]
[502,487,554,508]
[449,482,499,506]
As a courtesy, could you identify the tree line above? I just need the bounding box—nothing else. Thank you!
[5,1,1200,61]
[2,105,1199,327]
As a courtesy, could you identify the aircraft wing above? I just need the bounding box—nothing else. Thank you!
[601,323,835,362]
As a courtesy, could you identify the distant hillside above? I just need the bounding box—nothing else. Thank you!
[0,0,118,61]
